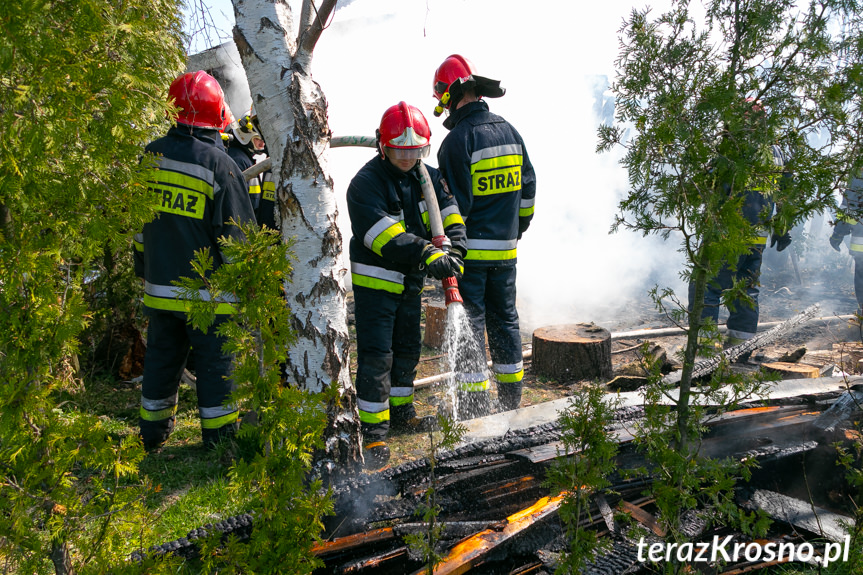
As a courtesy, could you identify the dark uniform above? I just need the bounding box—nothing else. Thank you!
[347,155,466,444]
[437,100,536,413]
[134,125,256,448]
[226,143,276,230]
[830,172,863,312]
[688,145,789,342]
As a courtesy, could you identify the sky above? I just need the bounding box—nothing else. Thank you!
[181,0,842,331]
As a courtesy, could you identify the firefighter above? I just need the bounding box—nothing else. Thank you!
[688,100,791,350]
[225,106,277,229]
[829,172,863,314]
[347,102,467,469]
[432,54,536,417]
[134,70,257,450]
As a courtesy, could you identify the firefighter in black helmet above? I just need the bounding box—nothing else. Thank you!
[134,71,256,450]
[432,54,536,418]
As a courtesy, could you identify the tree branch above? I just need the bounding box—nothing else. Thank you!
[299,0,337,55]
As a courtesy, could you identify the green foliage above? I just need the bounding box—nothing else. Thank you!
[0,0,185,571]
[404,414,467,574]
[175,220,332,573]
[599,0,863,559]
[544,385,620,574]
[834,415,863,574]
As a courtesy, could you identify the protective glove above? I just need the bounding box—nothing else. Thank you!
[770,232,792,252]
[423,247,460,280]
[830,234,844,252]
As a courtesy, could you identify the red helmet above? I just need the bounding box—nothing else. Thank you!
[377,102,431,160]
[432,54,505,117]
[168,71,228,129]
[433,54,475,103]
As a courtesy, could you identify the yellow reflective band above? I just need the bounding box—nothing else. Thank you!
[139,405,177,422]
[200,411,239,429]
[749,236,767,245]
[519,206,535,217]
[150,186,207,220]
[133,240,144,252]
[838,214,858,225]
[143,293,236,315]
[850,243,863,252]
[421,210,430,227]
[389,395,414,407]
[425,250,445,265]
[465,248,517,261]
[372,222,405,256]
[494,369,524,384]
[471,155,522,196]
[351,272,405,294]
[248,183,261,197]
[443,212,465,228]
[262,181,276,202]
[458,379,489,392]
[359,408,390,424]
[149,170,214,199]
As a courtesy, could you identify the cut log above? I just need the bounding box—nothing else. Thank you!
[761,361,821,379]
[532,323,612,382]
[422,301,447,349]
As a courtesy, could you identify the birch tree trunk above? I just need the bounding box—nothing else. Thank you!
[231,0,361,476]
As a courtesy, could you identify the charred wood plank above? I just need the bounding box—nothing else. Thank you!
[740,489,854,543]
[618,500,666,536]
[412,493,566,575]
[664,304,821,385]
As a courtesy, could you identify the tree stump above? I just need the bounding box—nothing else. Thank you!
[532,323,612,382]
[423,301,447,349]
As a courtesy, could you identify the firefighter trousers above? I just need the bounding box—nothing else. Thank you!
[139,309,238,448]
[458,265,523,411]
[353,286,422,444]
[689,246,764,340]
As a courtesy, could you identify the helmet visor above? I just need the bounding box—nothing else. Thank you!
[385,145,430,160]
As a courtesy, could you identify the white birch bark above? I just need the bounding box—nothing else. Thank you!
[230,0,361,475]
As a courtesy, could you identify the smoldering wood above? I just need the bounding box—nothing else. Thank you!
[741,489,854,543]
[532,322,613,382]
[663,303,821,385]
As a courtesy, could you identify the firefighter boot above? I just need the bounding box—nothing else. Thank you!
[497,381,523,412]
[390,404,439,433]
[363,441,391,471]
[456,390,491,420]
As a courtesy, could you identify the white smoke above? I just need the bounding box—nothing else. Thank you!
[187,0,852,333]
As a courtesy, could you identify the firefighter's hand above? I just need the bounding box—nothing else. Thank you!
[424,249,460,280]
[770,232,792,252]
[830,235,844,252]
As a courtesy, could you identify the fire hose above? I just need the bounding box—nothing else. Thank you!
[241,135,376,181]
[415,162,463,306]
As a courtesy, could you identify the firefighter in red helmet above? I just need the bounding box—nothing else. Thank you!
[347,102,467,470]
[432,55,536,418]
[134,70,256,450]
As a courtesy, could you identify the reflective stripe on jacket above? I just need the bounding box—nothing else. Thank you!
[347,156,467,295]
[135,126,256,314]
[438,100,536,267]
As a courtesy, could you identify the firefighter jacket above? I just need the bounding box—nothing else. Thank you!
[438,100,536,268]
[133,125,257,314]
[226,144,277,229]
[347,156,467,296]
[832,172,863,252]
